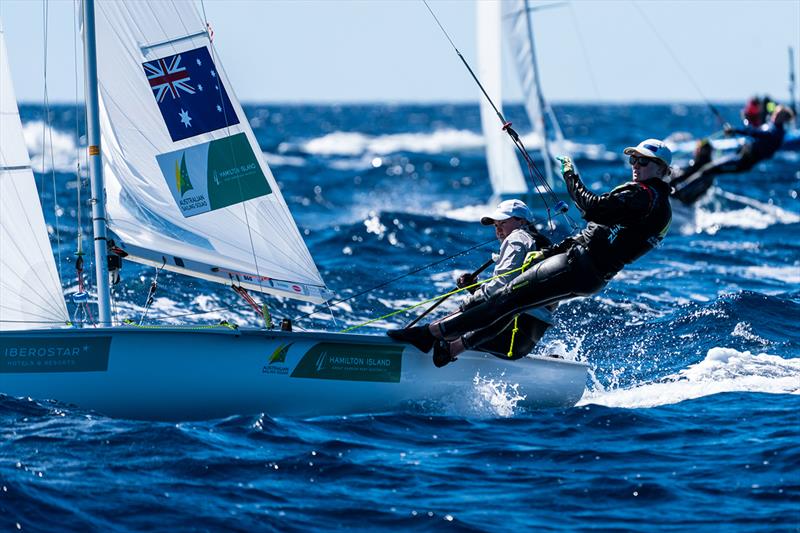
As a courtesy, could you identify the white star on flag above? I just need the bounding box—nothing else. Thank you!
[179,109,192,128]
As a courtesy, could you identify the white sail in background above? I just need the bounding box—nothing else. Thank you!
[476,0,528,196]
[94,1,331,303]
[502,0,566,187]
[0,22,70,330]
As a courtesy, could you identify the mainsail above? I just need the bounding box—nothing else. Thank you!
[93,1,331,303]
[0,21,70,331]
[476,0,528,196]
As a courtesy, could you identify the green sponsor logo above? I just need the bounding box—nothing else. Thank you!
[269,343,293,365]
[176,153,194,196]
[157,132,271,217]
[291,342,403,383]
[206,133,271,211]
[0,337,111,373]
[263,342,293,375]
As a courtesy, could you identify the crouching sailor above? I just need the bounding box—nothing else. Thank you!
[448,199,555,367]
[388,139,673,367]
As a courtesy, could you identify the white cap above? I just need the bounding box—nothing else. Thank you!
[623,138,672,166]
[480,199,533,225]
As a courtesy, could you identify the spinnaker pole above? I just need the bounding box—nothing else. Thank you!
[82,0,112,326]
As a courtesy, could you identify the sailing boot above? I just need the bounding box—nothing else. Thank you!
[432,340,457,368]
[387,325,436,353]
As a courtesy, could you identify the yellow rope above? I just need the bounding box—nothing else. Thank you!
[505,250,541,357]
[507,315,519,358]
[122,319,238,331]
[341,250,546,334]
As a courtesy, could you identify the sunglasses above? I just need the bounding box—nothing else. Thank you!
[629,155,659,167]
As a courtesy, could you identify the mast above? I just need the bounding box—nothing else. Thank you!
[82,0,112,326]
[522,0,555,188]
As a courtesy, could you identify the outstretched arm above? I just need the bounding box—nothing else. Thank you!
[557,157,651,225]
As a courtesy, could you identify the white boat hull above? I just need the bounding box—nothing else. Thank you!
[0,328,587,420]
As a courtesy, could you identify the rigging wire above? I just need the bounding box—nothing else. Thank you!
[628,1,727,126]
[41,0,65,285]
[294,237,499,323]
[421,0,575,231]
[100,237,498,325]
[566,2,600,101]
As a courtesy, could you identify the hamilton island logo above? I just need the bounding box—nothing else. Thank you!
[290,343,403,383]
[262,343,293,375]
[175,153,194,196]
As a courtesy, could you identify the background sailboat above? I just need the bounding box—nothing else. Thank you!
[477,0,568,202]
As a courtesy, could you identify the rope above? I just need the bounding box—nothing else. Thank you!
[294,237,498,322]
[629,1,727,126]
[507,315,520,358]
[421,0,576,231]
[139,260,166,325]
[340,252,542,333]
[41,0,65,285]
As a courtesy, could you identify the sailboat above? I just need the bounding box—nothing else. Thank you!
[477,0,568,203]
[0,2,587,421]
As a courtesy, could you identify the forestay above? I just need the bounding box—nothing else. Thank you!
[94,1,331,303]
[476,0,528,196]
[0,21,70,331]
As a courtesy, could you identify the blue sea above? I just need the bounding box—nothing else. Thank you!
[3,103,799,531]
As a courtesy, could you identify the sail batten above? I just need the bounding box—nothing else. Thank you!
[94,1,331,303]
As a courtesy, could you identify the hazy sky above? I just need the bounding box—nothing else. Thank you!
[2,0,799,104]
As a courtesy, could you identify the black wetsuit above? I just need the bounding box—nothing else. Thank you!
[672,122,786,205]
[438,172,672,347]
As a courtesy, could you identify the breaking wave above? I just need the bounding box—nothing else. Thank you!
[579,347,800,409]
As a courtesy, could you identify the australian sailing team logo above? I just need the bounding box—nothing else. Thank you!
[262,343,293,375]
[156,132,271,217]
[176,154,194,196]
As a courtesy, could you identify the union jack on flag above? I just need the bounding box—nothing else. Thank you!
[142,46,239,143]
[144,54,195,103]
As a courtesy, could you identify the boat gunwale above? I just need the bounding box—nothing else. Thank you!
[0,327,589,368]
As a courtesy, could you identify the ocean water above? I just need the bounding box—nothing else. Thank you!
[2,103,799,530]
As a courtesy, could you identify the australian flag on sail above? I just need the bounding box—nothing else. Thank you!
[142,46,239,142]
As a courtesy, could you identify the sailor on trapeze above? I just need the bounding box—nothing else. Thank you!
[389,139,674,367]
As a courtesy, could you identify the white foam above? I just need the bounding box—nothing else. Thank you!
[262,152,306,167]
[579,347,800,409]
[296,129,484,156]
[736,265,800,284]
[22,120,83,174]
[731,322,770,346]
[470,372,527,417]
[293,128,610,159]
